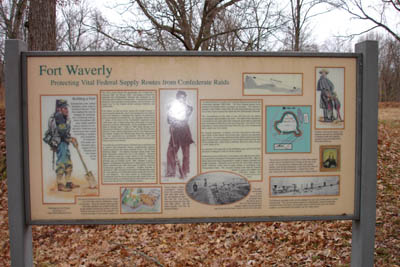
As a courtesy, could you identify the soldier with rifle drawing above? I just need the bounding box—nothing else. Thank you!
[165,91,194,179]
[43,99,80,192]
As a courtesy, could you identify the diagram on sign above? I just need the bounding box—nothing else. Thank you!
[266,106,311,153]
[243,73,302,96]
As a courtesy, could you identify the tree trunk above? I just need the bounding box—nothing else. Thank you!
[294,0,301,51]
[28,0,57,51]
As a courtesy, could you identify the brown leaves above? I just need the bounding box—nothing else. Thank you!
[0,105,400,266]
[375,103,400,266]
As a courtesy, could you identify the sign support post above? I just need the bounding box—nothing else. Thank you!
[5,39,32,267]
[351,41,378,266]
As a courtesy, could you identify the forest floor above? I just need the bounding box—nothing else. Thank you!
[0,103,399,266]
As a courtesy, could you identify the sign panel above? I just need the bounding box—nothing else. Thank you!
[26,55,358,222]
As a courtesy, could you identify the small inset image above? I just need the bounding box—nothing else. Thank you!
[315,67,344,129]
[266,106,311,153]
[270,176,339,197]
[121,187,161,213]
[186,172,250,205]
[160,89,198,183]
[320,145,341,172]
[243,73,302,96]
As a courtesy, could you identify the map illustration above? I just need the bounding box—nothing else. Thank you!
[243,73,302,96]
[274,111,302,137]
[267,106,311,153]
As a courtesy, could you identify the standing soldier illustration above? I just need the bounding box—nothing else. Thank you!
[43,99,80,192]
[166,91,194,178]
[317,69,335,122]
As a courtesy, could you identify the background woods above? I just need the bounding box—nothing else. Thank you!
[0,1,399,265]
[0,0,398,102]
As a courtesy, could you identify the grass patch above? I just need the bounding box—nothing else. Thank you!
[380,119,400,128]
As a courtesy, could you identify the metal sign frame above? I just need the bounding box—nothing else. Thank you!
[5,39,378,266]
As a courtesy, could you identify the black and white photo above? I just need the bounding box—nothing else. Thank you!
[186,172,250,205]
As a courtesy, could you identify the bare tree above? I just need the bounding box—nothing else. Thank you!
[379,36,400,101]
[93,0,284,51]
[95,0,240,51]
[357,32,400,101]
[280,0,334,51]
[323,1,400,101]
[57,0,89,51]
[57,0,117,51]
[136,0,242,50]
[319,36,353,52]
[0,0,28,39]
[231,0,284,51]
[0,0,28,104]
[0,0,29,59]
[329,0,400,42]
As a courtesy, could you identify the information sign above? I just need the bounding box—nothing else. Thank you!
[25,54,359,222]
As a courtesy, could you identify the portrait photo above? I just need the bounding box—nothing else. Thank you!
[320,145,341,172]
[159,89,198,183]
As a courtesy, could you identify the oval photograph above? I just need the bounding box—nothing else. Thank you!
[186,172,250,205]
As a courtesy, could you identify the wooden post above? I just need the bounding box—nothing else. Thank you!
[5,39,32,267]
[351,40,378,267]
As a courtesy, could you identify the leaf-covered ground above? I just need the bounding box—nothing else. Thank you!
[0,104,399,266]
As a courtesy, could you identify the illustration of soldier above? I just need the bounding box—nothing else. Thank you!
[317,69,335,122]
[165,91,194,179]
[43,99,97,192]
